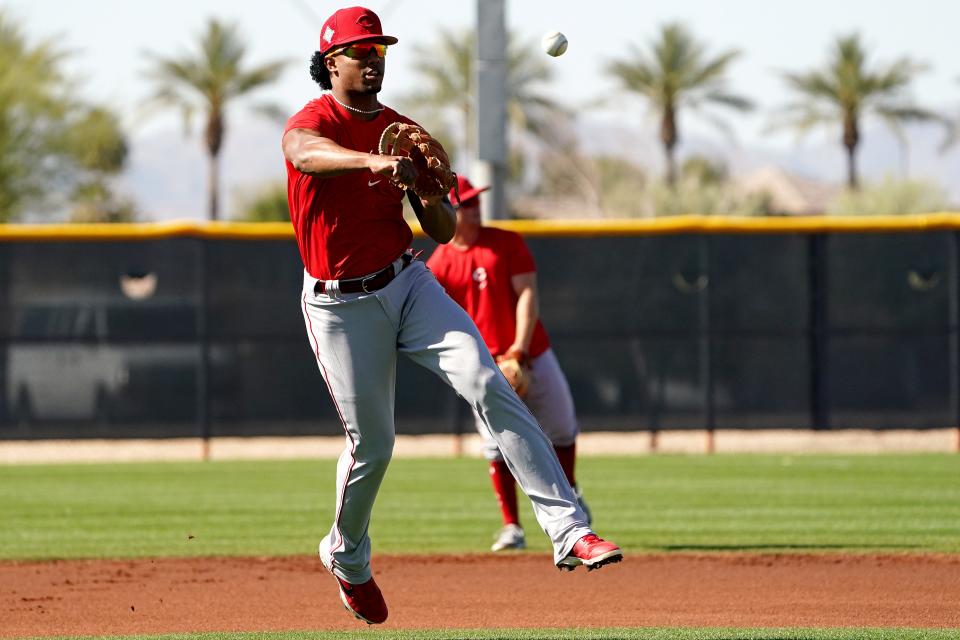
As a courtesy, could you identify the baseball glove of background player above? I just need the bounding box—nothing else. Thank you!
[496,348,530,398]
[378,122,457,199]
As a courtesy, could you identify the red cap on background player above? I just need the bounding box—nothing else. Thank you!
[319,7,398,55]
[450,175,489,206]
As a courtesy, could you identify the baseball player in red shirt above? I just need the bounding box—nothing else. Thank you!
[427,176,592,553]
[282,6,621,626]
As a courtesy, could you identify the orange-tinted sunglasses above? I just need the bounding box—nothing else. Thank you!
[332,43,388,59]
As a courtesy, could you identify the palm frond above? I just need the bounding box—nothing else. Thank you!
[779,31,934,150]
[685,49,742,89]
[860,58,925,96]
[606,60,662,103]
[411,29,472,107]
[782,70,839,102]
[143,19,287,119]
[247,101,289,125]
[605,22,750,148]
[699,90,755,112]
[874,104,942,122]
[396,27,566,157]
[654,22,703,87]
[685,105,738,143]
[417,57,469,102]
[766,102,837,139]
[230,60,288,97]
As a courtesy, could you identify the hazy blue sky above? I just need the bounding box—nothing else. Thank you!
[9,0,959,139]
[5,1,960,217]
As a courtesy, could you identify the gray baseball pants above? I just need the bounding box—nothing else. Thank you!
[474,347,579,461]
[301,258,591,584]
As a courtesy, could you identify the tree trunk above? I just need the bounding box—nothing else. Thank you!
[205,112,225,221]
[664,144,677,188]
[207,151,220,221]
[660,105,678,187]
[842,112,860,191]
[845,143,858,191]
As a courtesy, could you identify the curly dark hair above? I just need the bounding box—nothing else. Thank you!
[310,51,332,90]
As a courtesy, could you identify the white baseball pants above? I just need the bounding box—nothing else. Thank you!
[301,259,591,583]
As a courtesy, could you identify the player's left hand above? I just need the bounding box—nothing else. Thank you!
[496,347,531,398]
[503,346,530,367]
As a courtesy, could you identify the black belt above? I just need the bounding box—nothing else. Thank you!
[315,253,413,295]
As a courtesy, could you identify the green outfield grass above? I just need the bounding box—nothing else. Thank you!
[1,454,958,560]
[18,627,960,639]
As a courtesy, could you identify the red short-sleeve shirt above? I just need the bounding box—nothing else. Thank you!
[284,94,416,280]
[427,227,550,358]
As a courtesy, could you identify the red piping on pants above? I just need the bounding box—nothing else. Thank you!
[303,291,356,555]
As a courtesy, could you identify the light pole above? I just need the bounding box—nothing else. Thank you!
[475,0,507,220]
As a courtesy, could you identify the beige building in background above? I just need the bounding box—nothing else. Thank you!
[734,166,840,215]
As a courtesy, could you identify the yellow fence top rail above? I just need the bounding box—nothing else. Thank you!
[3,213,960,241]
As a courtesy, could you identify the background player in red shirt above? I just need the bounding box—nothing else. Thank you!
[428,176,592,552]
[281,6,620,626]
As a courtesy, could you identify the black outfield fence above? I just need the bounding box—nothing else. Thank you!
[1,215,959,440]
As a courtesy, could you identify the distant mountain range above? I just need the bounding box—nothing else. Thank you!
[119,114,960,221]
[576,116,960,203]
[119,121,286,221]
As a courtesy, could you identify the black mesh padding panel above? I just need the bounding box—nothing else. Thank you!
[827,233,952,330]
[711,235,810,332]
[712,336,812,429]
[207,341,338,436]
[205,240,306,339]
[528,236,704,335]
[827,334,954,429]
[1,230,957,438]
[554,336,705,431]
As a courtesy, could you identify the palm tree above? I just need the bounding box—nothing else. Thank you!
[779,33,938,190]
[401,29,563,170]
[0,11,133,221]
[606,23,753,186]
[0,11,66,219]
[144,19,287,220]
[941,77,960,151]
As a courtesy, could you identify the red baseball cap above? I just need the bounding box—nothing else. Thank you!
[450,175,489,205]
[319,7,398,55]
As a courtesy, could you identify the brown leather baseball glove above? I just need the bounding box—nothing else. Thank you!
[496,348,530,398]
[377,122,457,199]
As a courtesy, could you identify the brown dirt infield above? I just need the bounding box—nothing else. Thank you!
[3,553,960,636]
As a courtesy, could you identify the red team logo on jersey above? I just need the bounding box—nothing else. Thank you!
[472,267,488,290]
[427,227,551,359]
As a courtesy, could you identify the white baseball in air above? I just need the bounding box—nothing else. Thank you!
[541,30,568,57]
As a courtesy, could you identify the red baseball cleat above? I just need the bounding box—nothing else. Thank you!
[333,574,388,624]
[557,534,623,571]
